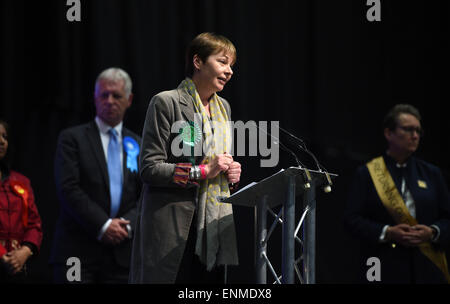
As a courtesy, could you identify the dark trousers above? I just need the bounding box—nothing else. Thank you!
[0,262,28,283]
[175,212,225,284]
[52,250,129,284]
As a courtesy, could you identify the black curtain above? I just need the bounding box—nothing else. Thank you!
[1,0,449,283]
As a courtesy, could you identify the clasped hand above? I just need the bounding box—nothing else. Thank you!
[386,224,434,247]
[1,246,32,275]
[204,153,241,184]
[101,218,130,246]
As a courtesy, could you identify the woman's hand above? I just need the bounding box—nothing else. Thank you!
[2,246,33,274]
[205,153,233,179]
[226,161,241,184]
[409,224,435,244]
[386,224,434,247]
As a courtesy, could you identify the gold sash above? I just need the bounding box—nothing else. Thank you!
[367,156,450,283]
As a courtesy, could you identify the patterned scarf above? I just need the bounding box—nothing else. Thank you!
[182,78,239,271]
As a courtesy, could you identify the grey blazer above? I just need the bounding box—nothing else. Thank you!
[129,82,231,283]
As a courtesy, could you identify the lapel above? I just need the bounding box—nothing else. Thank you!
[177,87,208,161]
[405,157,423,216]
[177,87,195,123]
[121,127,130,188]
[387,155,425,220]
[85,121,110,191]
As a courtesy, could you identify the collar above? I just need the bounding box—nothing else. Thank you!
[384,152,412,169]
[95,116,123,137]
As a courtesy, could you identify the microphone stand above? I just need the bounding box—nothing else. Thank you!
[278,126,333,193]
[254,123,306,169]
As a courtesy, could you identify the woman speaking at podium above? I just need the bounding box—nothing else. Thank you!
[129,33,242,284]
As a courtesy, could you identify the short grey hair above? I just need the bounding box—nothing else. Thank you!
[95,67,133,98]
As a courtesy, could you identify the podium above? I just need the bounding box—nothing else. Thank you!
[219,167,337,284]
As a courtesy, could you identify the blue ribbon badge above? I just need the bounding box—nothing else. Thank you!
[123,136,139,173]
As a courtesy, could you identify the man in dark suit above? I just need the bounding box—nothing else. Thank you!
[50,67,142,283]
[344,104,450,283]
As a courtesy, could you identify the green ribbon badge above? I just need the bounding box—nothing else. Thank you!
[180,121,202,147]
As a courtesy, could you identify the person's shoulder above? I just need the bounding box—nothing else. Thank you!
[353,155,382,176]
[218,95,230,107]
[59,121,93,136]
[150,88,191,119]
[413,157,442,174]
[147,88,182,112]
[152,88,180,103]
[218,94,229,102]
[9,170,31,185]
[358,155,382,168]
[59,120,96,140]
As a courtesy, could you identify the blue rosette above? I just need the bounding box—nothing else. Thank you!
[123,136,139,173]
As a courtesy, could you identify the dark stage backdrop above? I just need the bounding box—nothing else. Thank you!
[1,0,449,283]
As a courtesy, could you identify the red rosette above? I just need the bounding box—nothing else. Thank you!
[9,180,29,227]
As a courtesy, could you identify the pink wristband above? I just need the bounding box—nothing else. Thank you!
[199,164,206,179]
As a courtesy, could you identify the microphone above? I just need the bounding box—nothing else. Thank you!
[278,125,307,147]
[253,123,305,169]
[278,126,333,193]
[254,123,315,189]
[278,126,320,170]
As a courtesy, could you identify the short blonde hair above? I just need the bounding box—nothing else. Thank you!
[185,32,236,77]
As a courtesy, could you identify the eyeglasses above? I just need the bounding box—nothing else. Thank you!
[397,126,424,136]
